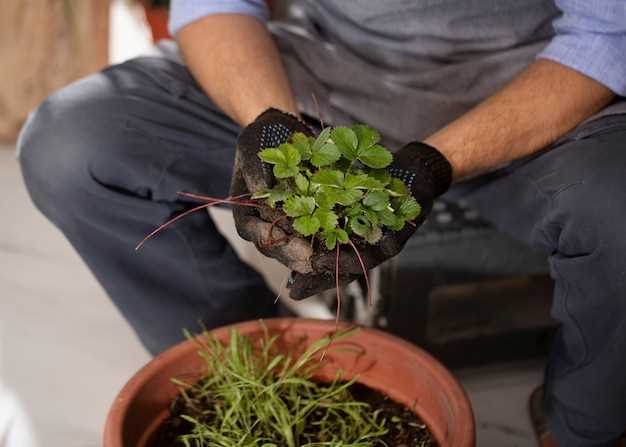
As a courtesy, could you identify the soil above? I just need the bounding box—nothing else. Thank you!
[149,381,437,447]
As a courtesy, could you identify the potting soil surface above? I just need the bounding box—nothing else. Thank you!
[150,381,437,446]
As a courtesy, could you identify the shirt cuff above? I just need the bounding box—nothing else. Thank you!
[538,33,626,97]
[168,0,270,36]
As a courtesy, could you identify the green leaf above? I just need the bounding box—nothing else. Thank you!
[291,132,312,161]
[310,170,344,188]
[353,124,380,151]
[378,209,401,228]
[357,144,393,169]
[336,228,349,244]
[258,147,285,165]
[310,143,341,167]
[363,191,390,212]
[334,188,363,206]
[345,203,364,217]
[349,215,382,244]
[314,190,337,209]
[312,127,331,151]
[313,208,338,230]
[283,196,315,217]
[294,173,309,195]
[387,177,409,197]
[349,215,371,238]
[267,184,293,207]
[395,196,421,221]
[322,230,338,250]
[370,169,392,186]
[259,143,301,178]
[344,173,384,190]
[331,127,358,160]
[321,227,350,250]
[293,215,320,236]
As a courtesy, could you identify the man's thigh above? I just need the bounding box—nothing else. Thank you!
[19,56,241,208]
[448,114,626,254]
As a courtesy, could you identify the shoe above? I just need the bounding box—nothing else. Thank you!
[529,386,626,447]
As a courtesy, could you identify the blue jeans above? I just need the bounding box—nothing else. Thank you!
[17,55,626,446]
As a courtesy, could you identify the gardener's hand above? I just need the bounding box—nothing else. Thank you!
[231,108,317,273]
[287,141,453,299]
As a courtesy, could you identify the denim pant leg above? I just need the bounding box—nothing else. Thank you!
[17,57,277,355]
[448,115,626,446]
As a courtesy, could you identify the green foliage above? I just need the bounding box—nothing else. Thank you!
[257,124,421,249]
[172,327,390,446]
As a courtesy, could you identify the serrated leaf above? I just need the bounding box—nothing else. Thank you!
[294,173,309,195]
[349,215,371,238]
[259,143,301,178]
[311,143,341,167]
[322,230,338,250]
[336,228,349,244]
[363,191,390,211]
[258,147,285,164]
[365,225,383,244]
[283,196,315,217]
[273,163,300,178]
[331,127,358,160]
[344,173,384,190]
[310,170,344,188]
[365,209,380,225]
[313,208,338,230]
[395,196,421,221]
[291,132,312,161]
[262,183,292,207]
[370,169,391,186]
[388,177,409,196]
[358,144,393,168]
[312,127,332,151]
[353,124,380,151]
[314,190,337,209]
[345,203,364,217]
[293,215,320,236]
[321,227,350,250]
[334,188,363,206]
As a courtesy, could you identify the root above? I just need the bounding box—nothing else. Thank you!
[347,239,371,307]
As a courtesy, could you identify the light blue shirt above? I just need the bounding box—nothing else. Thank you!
[168,0,626,97]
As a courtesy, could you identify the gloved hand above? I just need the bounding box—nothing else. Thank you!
[286,141,453,299]
[230,108,317,274]
[231,108,453,299]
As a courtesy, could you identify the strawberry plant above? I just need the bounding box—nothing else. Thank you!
[252,124,421,250]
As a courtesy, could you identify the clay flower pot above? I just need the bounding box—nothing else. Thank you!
[103,318,475,446]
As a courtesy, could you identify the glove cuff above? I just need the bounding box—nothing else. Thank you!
[390,141,452,197]
[409,142,453,196]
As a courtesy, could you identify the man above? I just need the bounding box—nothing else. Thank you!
[17,0,626,445]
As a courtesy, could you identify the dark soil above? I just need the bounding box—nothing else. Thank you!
[149,381,437,447]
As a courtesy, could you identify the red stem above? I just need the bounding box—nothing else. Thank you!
[335,243,341,327]
[136,195,262,250]
[263,215,289,248]
[311,93,324,129]
[347,239,371,307]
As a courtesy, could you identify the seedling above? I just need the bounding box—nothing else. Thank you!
[253,124,421,250]
[135,124,421,314]
[150,327,435,446]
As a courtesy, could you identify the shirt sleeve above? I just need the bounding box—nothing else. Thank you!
[168,0,270,36]
[537,0,626,96]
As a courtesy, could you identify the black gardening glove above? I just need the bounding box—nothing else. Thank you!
[287,141,453,299]
[230,108,318,274]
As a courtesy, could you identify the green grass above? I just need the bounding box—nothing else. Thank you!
[170,326,390,447]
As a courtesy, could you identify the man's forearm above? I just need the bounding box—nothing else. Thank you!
[425,59,615,181]
[177,14,298,127]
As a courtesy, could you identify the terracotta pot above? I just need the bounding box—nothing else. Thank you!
[140,3,170,42]
[103,318,475,446]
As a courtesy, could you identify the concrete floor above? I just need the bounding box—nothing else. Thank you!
[0,147,544,446]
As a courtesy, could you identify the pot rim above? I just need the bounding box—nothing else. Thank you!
[103,317,475,446]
